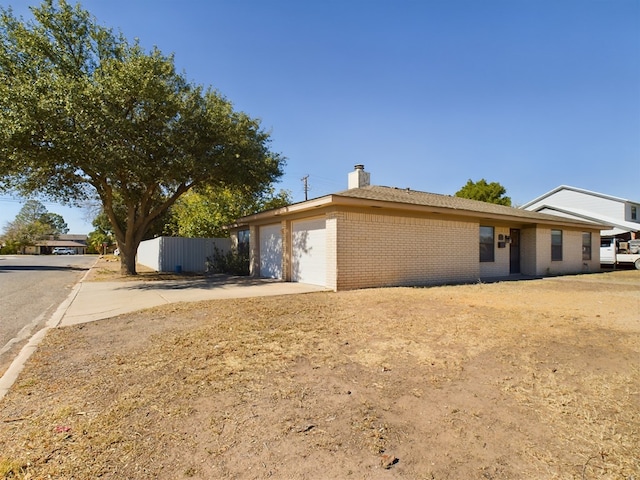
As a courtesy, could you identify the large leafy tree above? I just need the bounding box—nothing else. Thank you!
[165,186,291,238]
[455,179,512,206]
[0,1,284,274]
[1,199,68,252]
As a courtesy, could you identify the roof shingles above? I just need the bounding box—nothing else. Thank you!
[332,186,606,226]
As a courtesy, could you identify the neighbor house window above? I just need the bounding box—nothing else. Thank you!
[479,226,495,262]
[582,232,592,260]
[551,229,563,261]
[632,206,637,221]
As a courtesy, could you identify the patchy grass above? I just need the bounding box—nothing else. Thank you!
[85,256,203,282]
[0,271,638,479]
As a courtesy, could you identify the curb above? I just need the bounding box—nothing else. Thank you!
[0,260,96,402]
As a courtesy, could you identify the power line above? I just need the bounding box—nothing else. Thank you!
[301,175,310,201]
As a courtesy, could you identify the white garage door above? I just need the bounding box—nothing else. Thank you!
[292,218,326,286]
[259,224,282,279]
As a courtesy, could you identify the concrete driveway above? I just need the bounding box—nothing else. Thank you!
[60,275,330,326]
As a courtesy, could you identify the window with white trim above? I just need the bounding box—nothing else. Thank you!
[582,232,591,260]
[551,229,563,261]
[479,226,494,262]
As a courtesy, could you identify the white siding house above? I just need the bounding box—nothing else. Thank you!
[521,186,640,239]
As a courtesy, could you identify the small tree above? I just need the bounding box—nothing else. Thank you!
[1,199,68,252]
[41,212,69,236]
[87,211,115,254]
[165,186,291,238]
[455,179,512,206]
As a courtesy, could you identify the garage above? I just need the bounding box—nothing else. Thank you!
[259,224,282,279]
[236,166,607,291]
[292,218,326,286]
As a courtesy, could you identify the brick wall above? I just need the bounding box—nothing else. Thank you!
[478,226,512,278]
[334,210,479,290]
[520,226,538,276]
[248,207,602,289]
[533,227,601,275]
[325,213,338,290]
[248,225,259,276]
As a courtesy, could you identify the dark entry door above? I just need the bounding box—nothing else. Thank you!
[510,229,520,274]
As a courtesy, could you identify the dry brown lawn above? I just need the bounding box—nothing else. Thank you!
[0,266,638,479]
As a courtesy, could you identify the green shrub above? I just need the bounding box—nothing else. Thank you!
[207,245,249,276]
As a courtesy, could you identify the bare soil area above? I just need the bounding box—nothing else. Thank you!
[83,255,191,281]
[0,267,638,479]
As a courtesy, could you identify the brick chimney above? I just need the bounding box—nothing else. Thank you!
[348,164,370,189]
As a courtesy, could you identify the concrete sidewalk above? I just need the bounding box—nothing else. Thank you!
[1,272,328,400]
[60,276,329,326]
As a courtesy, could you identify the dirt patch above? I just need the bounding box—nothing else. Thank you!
[0,271,638,479]
[84,255,203,282]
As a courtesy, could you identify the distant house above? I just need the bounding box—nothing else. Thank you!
[30,234,89,255]
[521,185,640,240]
[233,166,607,291]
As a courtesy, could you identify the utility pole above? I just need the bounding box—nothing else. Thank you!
[301,175,310,201]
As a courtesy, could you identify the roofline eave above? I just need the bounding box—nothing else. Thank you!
[521,185,636,209]
[329,195,610,229]
[531,205,635,232]
[235,195,335,225]
[235,194,609,230]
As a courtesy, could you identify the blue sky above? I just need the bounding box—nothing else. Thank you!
[1,0,639,234]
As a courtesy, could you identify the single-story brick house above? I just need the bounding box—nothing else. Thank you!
[233,166,608,291]
[27,234,89,255]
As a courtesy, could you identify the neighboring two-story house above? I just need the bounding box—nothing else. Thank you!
[521,185,639,240]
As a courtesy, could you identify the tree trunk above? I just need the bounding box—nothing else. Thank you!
[119,242,138,275]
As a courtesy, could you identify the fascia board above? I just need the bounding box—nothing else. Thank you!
[521,185,634,209]
[236,195,334,225]
[330,195,610,229]
[236,193,610,230]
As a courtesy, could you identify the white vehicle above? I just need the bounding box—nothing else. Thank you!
[52,247,76,255]
[600,238,640,270]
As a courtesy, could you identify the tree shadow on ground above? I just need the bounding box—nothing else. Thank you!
[0,265,89,274]
[117,274,283,291]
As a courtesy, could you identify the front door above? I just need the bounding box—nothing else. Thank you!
[509,229,520,274]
